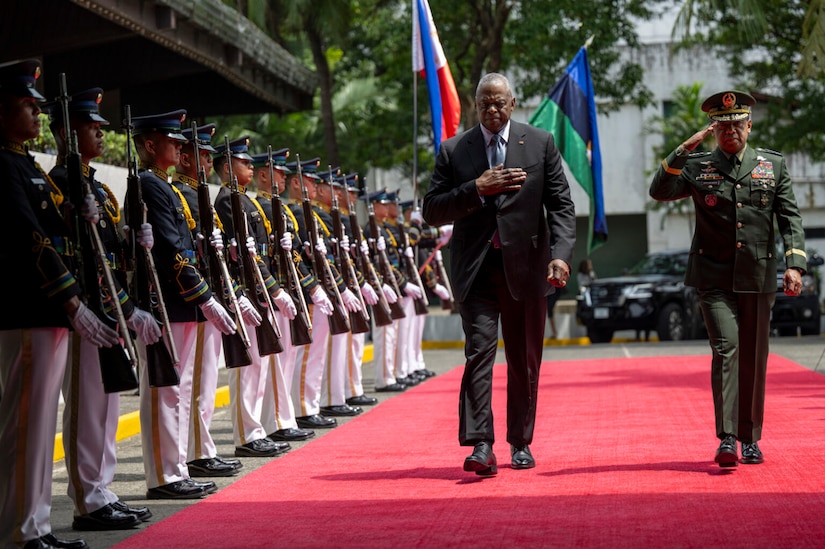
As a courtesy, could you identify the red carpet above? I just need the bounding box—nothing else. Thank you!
[116,354,825,548]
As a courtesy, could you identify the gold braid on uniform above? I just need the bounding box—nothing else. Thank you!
[312,211,331,237]
[251,197,273,236]
[169,184,197,230]
[283,205,301,236]
[212,209,225,233]
[99,183,121,224]
[258,191,272,199]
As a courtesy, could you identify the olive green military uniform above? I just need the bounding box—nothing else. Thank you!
[650,143,806,442]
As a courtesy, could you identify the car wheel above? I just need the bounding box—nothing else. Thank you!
[587,327,614,344]
[657,303,687,341]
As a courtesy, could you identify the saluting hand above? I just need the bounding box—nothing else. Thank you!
[682,122,717,152]
[476,165,526,197]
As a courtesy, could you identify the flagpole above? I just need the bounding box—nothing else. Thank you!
[413,69,419,208]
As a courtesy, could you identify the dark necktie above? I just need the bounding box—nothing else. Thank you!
[490,134,505,167]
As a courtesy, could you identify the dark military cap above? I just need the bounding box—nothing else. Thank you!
[399,199,415,211]
[131,109,187,141]
[181,123,217,153]
[46,87,109,127]
[0,59,44,100]
[214,136,253,161]
[386,189,400,203]
[250,147,290,171]
[702,90,756,122]
[285,157,321,179]
[317,166,342,186]
[369,188,392,204]
[343,174,360,192]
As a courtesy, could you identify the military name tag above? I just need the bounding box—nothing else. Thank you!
[705,194,718,207]
[31,177,46,186]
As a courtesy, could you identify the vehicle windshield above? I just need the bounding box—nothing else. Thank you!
[628,253,688,276]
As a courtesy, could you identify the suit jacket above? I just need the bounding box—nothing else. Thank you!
[650,145,806,293]
[422,121,576,302]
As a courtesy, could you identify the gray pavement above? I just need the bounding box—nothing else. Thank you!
[47,334,825,548]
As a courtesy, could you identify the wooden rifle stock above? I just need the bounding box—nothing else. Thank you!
[368,205,406,320]
[193,125,251,368]
[434,249,458,312]
[225,138,283,356]
[123,105,179,388]
[295,155,350,335]
[59,75,138,393]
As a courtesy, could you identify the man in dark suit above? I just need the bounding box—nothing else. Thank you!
[650,90,806,468]
[423,72,575,475]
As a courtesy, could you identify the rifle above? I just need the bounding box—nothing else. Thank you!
[328,167,370,334]
[397,217,429,316]
[123,105,180,387]
[342,176,392,327]
[225,136,283,356]
[434,248,458,312]
[295,154,350,335]
[268,146,312,346]
[368,202,406,320]
[58,75,138,393]
[193,123,251,368]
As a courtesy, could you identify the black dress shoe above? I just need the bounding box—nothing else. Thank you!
[72,503,141,531]
[741,441,764,464]
[511,445,536,470]
[396,376,419,387]
[215,456,243,470]
[111,500,152,522]
[146,479,207,500]
[715,434,739,467]
[320,404,363,416]
[296,414,338,429]
[235,438,289,457]
[269,427,316,441]
[347,395,378,406]
[192,479,218,494]
[463,441,498,476]
[40,533,89,549]
[23,539,50,549]
[415,368,436,378]
[375,383,406,392]
[188,457,239,477]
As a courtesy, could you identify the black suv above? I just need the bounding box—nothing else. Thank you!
[576,250,703,343]
[770,248,822,336]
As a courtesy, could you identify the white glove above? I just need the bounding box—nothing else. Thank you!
[272,289,297,320]
[280,232,293,252]
[433,283,451,300]
[236,294,262,327]
[315,237,327,256]
[80,193,100,224]
[360,239,370,256]
[310,286,334,316]
[245,236,257,257]
[341,288,362,313]
[339,235,350,256]
[360,282,378,306]
[136,223,154,250]
[69,302,120,348]
[435,249,444,261]
[126,308,161,344]
[382,283,398,304]
[199,296,236,335]
[437,224,453,246]
[410,210,423,224]
[377,236,386,252]
[403,247,414,259]
[404,282,423,300]
[209,229,224,252]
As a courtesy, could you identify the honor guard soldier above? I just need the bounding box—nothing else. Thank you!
[0,59,118,549]
[130,109,236,499]
[173,123,247,477]
[48,88,157,531]
[334,174,379,407]
[249,150,317,442]
[650,90,807,468]
[363,188,409,392]
[284,158,341,429]
[314,168,365,417]
[213,136,295,457]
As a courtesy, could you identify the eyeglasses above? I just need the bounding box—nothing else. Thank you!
[477,99,510,112]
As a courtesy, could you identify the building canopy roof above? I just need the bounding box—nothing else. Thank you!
[1,0,317,120]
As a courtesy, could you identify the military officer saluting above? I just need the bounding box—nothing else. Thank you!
[650,90,807,468]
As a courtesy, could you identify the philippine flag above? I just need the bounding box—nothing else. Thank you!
[412,0,461,154]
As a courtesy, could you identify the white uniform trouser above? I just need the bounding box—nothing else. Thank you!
[321,330,349,407]
[292,304,330,416]
[188,321,222,461]
[412,306,428,371]
[373,317,398,389]
[228,318,269,446]
[395,296,417,378]
[0,328,68,546]
[139,321,197,490]
[261,311,300,433]
[344,332,366,399]
[62,332,120,517]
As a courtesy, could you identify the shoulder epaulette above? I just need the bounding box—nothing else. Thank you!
[756,147,783,157]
